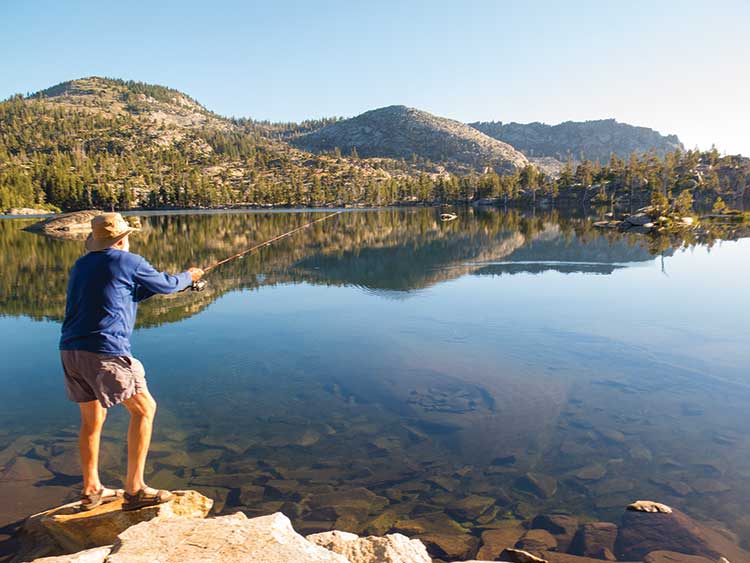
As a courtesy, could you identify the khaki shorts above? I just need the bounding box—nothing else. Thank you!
[61,350,148,408]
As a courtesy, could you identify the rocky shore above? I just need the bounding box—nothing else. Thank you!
[13,492,749,563]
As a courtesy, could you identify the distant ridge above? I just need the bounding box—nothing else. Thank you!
[294,105,529,173]
[469,118,683,163]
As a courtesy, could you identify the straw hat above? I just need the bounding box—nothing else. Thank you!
[85,213,140,252]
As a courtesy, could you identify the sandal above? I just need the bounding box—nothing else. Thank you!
[122,488,173,511]
[80,487,124,511]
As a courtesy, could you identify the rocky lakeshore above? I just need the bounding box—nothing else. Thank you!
[12,492,749,563]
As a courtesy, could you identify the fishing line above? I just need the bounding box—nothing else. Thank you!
[187,211,343,291]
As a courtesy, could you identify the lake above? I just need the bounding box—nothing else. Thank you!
[1,208,749,557]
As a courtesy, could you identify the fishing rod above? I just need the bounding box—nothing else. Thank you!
[187,211,343,292]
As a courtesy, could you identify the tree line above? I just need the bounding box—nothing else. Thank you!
[1,94,748,212]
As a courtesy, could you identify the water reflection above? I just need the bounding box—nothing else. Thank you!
[0,208,686,323]
[1,209,749,559]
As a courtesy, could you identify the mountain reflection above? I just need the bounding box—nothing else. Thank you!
[0,208,740,326]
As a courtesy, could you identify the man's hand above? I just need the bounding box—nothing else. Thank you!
[188,267,204,282]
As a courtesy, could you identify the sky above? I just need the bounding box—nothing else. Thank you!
[1,0,749,155]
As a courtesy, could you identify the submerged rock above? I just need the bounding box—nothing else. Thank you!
[307,529,431,563]
[445,495,496,521]
[616,502,750,562]
[516,473,558,499]
[569,522,618,558]
[515,529,558,553]
[531,514,579,552]
[475,521,526,560]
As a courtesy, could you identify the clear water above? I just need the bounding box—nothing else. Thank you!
[1,208,749,554]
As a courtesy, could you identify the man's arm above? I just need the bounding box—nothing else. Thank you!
[133,258,203,302]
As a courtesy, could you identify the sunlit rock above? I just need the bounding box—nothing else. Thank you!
[19,490,212,558]
[308,529,432,563]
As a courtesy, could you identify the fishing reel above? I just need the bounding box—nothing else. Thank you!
[190,280,208,292]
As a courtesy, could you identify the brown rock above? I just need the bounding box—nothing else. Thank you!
[23,490,212,555]
[569,522,617,558]
[515,529,557,553]
[307,529,432,563]
[530,514,578,552]
[616,504,750,563]
[475,521,526,560]
[445,495,496,521]
[516,473,557,499]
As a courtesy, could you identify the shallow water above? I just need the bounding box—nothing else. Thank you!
[1,208,749,553]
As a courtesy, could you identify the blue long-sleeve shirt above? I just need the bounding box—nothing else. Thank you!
[60,248,193,356]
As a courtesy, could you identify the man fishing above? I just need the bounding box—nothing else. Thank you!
[60,213,204,511]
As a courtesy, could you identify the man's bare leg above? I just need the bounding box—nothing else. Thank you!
[79,400,107,495]
[122,390,157,495]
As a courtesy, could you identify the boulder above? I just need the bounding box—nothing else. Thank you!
[106,512,350,563]
[307,529,431,563]
[475,521,526,560]
[530,514,579,552]
[616,503,750,562]
[26,546,112,563]
[516,473,557,499]
[20,490,212,557]
[515,529,557,553]
[624,213,653,226]
[394,512,478,560]
[568,522,617,558]
[445,495,496,521]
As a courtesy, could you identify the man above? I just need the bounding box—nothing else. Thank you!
[60,213,203,511]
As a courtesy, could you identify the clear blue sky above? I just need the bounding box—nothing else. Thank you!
[2,0,748,154]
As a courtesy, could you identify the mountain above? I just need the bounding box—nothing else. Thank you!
[469,119,683,163]
[0,77,433,211]
[294,105,529,173]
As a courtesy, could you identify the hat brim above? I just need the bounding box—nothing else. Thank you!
[85,227,138,252]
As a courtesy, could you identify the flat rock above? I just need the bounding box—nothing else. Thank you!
[22,490,212,555]
[27,546,112,563]
[106,512,350,563]
[515,529,557,553]
[394,512,477,560]
[574,464,606,481]
[476,521,526,560]
[445,495,496,521]
[308,529,431,563]
[626,500,672,513]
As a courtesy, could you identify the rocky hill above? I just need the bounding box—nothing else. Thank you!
[0,78,438,211]
[470,119,683,163]
[294,105,529,173]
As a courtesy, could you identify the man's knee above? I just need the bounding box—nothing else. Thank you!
[124,392,157,419]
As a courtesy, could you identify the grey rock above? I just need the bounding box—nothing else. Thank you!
[307,529,431,563]
[26,546,112,563]
[295,105,528,173]
[107,512,350,563]
[470,118,683,163]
